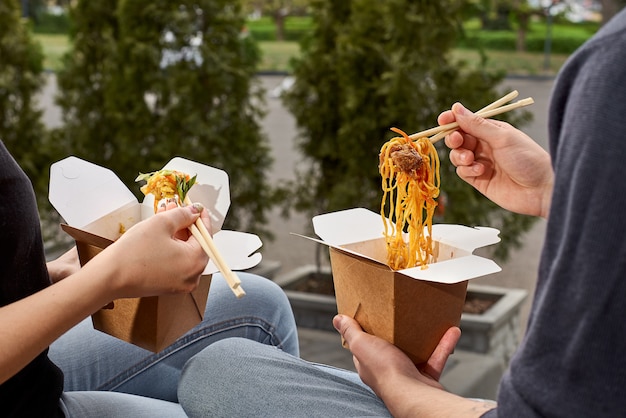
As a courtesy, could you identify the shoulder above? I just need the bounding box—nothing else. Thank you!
[549,10,626,155]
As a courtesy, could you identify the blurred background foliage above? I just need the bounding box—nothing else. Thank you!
[1,0,618,260]
[51,0,277,241]
[0,0,56,221]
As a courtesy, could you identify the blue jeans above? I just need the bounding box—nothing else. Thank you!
[178,338,392,417]
[49,273,299,417]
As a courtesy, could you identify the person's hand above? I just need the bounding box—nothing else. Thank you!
[334,315,496,417]
[440,102,553,218]
[156,199,212,241]
[47,247,80,283]
[334,315,458,391]
[84,203,210,301]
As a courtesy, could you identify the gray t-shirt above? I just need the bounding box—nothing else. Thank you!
[485,8,626,417]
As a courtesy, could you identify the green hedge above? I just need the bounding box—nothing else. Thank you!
[247,28,309,41]
[32,12,597,55]
[32,12,71,34]
[459,20,598,54]
[248,17,596,53]
[459,31,589,54]
[246,17,311,42]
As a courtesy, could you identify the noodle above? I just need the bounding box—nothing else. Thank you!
[379,127,440,270]
[135,170,197,212]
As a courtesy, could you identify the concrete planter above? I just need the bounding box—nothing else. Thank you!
[275,264,527,365]
[458,284,527,366]
[274,265,338,332]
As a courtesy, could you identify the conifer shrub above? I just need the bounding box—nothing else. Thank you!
[54,0,277,239]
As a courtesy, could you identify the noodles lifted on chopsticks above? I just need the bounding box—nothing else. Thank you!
[379,127,440,270]
[135,170,197,212]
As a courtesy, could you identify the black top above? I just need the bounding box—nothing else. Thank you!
[0,141,64,417]
[484,8,626,417]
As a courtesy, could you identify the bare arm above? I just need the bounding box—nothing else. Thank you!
[0,205,208,384]
[47,246,80,284]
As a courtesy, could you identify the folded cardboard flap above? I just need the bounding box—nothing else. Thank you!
[206,230,263,272]
[49,156,138,229]
[162,156,231,235]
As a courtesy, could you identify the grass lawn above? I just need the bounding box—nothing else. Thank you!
[33,33,70,72]
[451,48,570,77]
[34,33,567,77]
[257,41,301,73]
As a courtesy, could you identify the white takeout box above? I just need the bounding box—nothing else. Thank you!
[49,156,262,352]
[305,207,501,364]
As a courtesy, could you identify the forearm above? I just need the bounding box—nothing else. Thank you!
[540,175,553,219]
[528,150,554,219]
[380,377,496,418]
[47,247,80,284]
[0,262,117,384]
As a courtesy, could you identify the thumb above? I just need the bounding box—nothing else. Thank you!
[452,102,504,145]
[159,205,202,235]
[333,314,363,348]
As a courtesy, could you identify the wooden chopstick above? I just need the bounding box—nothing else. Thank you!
[427,97,534,143]
[408,91,521,139]
[184,196,245,299]
[406,92,534,143]
[427,90,519,143]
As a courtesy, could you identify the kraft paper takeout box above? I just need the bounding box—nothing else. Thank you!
[49,156,262,352]
[308,208,502,365]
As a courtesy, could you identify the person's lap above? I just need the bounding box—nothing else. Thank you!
[178,337,392,417]
[51,272,389,416]
[49,273,299,402]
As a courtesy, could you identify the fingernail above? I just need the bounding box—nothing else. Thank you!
[332,314,343,331]
[191,202,205,213]
[452,102,467,115]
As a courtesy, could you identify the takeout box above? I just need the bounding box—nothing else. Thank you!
[307,208,502,365]
[49,156,262,352]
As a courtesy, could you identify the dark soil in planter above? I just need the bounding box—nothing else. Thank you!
[282,272,500,315]
[286,272,337,296]
[463,293,499,314]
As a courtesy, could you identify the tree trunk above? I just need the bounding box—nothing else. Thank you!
[273,12,285,41]
[514,9,530,52]
[516,27,526,52]
[601,0,621,24]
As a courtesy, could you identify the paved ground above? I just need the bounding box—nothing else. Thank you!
[40,73,556,379]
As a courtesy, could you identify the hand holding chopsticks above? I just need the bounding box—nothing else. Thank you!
[184,196,245,299]
[408,91,534,143]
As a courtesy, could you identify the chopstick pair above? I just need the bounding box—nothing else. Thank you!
[183,196,246,299]
[407,90,534,143]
